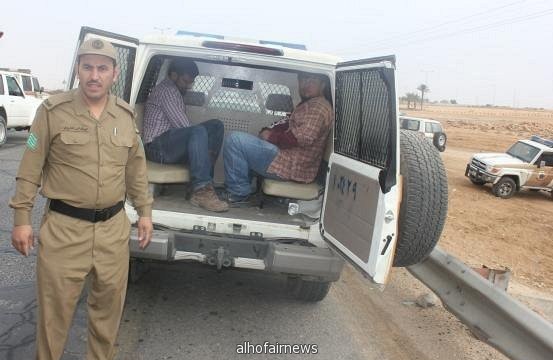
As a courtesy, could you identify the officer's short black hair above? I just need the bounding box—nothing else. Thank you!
[168,59,199,78]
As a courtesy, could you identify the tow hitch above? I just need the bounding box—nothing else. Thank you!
[206,246,232,272]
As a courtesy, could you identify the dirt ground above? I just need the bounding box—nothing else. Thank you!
[402,104,553,299]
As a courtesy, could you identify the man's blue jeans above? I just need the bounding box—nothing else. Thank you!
[145,119,224,190]
[223,131,282,197]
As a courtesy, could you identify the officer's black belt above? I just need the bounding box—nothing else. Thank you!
[49,199,124,223]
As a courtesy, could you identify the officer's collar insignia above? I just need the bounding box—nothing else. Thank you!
[92,39,104,49]
[27,133,38,151]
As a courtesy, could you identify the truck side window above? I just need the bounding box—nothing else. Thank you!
[401,119,419,131]
[432,123,442,133]
[21,75,33,92]
[0,75,4,95]
[539,153,553,167]
[6,76,24,97]
[32,77,41,92]
[425,122,433,133]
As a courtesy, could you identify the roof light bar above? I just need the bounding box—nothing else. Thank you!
[201,41,284,56]
[530,135,553,148]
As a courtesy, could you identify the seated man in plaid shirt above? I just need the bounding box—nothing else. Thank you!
[143,59,228,212]
[222,72,333,205]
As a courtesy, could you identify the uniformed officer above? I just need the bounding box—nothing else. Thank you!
[9,38,153,360]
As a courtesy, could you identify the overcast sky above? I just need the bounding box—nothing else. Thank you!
[1,0,552,108]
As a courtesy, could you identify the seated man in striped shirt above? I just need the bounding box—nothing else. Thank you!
[222,72,333,205]
[143,59,228,212]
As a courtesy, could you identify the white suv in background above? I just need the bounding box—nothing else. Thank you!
[0,68,48,99]
[0,71,43,146]
[66,27,449,302]
[400,115,447,152]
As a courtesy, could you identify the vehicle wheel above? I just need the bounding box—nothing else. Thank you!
[394,130,448,267]
[0,115,7,146]
[470,179,486,186]
[492,177,517,199]
[433,132,447,152]
[129,259,149,283]
[287,277,331,302]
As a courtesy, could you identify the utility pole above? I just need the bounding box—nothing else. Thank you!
[421,69,434,85]
[154,27,171,35]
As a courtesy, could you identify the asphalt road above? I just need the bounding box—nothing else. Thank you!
[0,130,505,360]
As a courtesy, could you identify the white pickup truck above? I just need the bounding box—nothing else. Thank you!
[0,70,43,146]
[66,27,449,301]
[465,136,553,199]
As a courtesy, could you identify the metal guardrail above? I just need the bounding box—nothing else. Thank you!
[408,247,553,360]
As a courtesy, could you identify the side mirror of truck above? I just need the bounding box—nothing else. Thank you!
[39,86,44,93]
[539,160,546,168]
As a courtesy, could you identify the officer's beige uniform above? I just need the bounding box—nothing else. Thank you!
[9,40,152,360]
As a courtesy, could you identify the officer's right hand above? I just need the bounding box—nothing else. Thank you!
[12,225,35,256]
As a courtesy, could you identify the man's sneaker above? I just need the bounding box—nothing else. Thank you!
[217,189,253,208]
[190,185,229,212]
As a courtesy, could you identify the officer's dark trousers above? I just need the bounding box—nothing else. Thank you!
[36,209,130,360]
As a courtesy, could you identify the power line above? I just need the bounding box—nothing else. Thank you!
[338,6,553,57]
[367,7,553,52]
[359,0,528,49]
[336,0,552,56]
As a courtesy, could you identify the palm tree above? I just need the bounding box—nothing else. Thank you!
[417,84,429,110]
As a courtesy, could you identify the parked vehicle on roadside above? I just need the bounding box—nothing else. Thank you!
[68,27,448,301]
[0,68,48,99]
[465,136,553,199]
[400,115,447,152]
[0,70,43,146]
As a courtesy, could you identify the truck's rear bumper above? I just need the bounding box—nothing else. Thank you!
[129,229,344,281]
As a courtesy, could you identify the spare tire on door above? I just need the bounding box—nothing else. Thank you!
[393,130,448,267]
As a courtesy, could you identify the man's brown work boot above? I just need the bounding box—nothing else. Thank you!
[190,185,229,212]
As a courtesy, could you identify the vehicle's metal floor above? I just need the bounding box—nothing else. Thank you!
[152,185,316,227]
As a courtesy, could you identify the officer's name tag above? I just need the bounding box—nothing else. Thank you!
[62,126,89,132]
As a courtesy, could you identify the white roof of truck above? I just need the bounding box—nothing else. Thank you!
[521,139,553,151]
[399,116,441,124]
[140,34,342,66]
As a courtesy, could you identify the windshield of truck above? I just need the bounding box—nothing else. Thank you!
[506,141,540,163]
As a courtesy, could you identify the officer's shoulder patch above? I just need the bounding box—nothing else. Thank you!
[115,97,135,117]
[43,92,73,110]
[26,132,39,151]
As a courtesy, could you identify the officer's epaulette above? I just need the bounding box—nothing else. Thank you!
[43,91,73,110]
[115,97,136,117]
